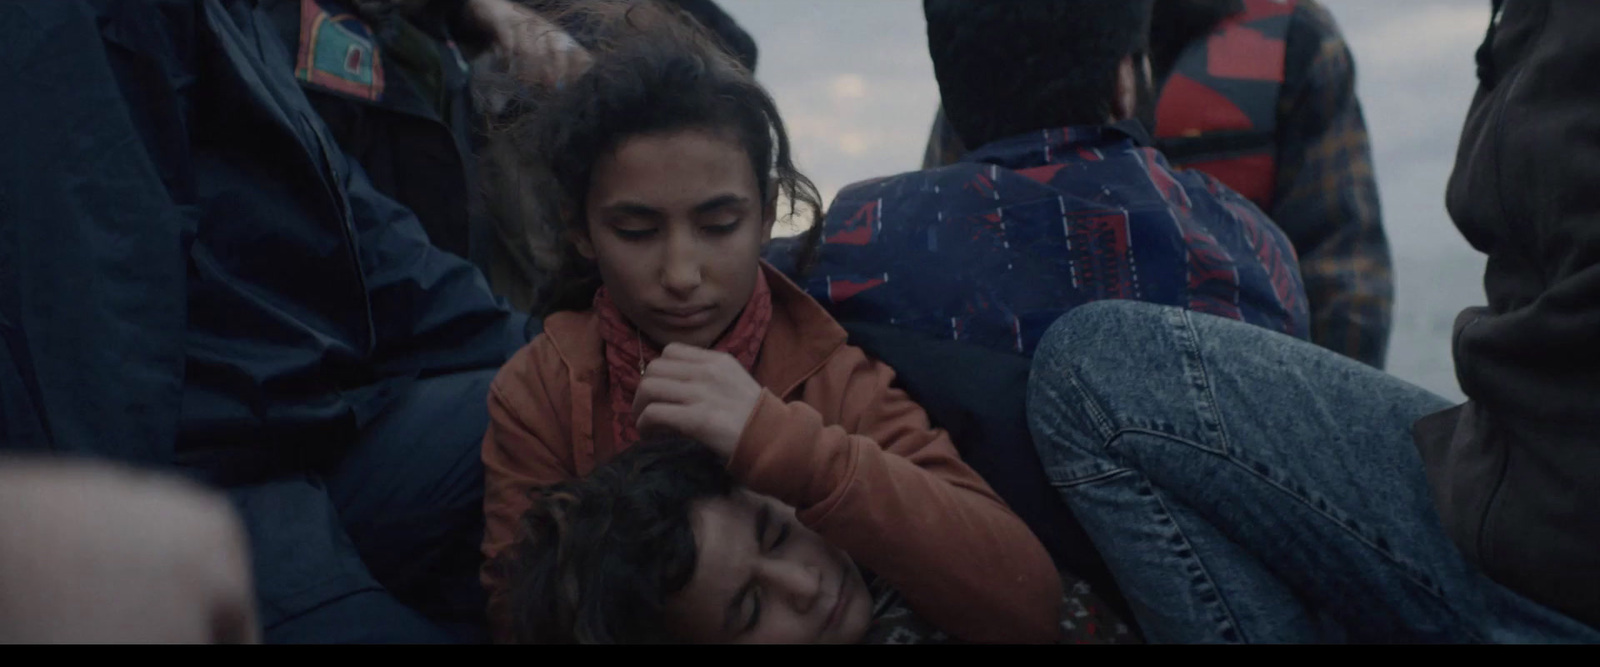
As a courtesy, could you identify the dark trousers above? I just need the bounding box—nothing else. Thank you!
[224,370,497,644]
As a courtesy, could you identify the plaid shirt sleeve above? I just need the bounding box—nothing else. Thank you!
[1269,1,1395,368]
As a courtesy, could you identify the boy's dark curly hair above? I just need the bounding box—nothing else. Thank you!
[496,438,735,644]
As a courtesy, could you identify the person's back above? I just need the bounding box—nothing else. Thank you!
[769,0,1308,356]
[1414,0,1600,628]
[774,124,1307,355]
[920,0,1394,369]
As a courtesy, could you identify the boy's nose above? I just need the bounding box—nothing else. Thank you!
[759,559,823,614]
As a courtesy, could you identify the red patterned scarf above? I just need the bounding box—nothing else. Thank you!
[594,270,773,448]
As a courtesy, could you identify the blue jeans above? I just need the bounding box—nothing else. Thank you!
[1025,301,1599,643]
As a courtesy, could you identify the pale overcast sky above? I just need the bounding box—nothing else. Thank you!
[718,0,1494,400]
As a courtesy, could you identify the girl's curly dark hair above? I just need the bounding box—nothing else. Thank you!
[477,0,824,316]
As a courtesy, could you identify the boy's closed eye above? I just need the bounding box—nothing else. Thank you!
[728,503,796,636]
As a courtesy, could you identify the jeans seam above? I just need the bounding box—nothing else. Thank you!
[1110,426,1466,623]
[1142,474,1247,643]
[1047,342,1119,444]
[1050,466,1131,489]
[1054,466,1245,643]
[1171,309,1233,456]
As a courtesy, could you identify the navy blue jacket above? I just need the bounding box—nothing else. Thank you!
[0,0,528,480]
[259,0,491,271]
[770,122,1309,356]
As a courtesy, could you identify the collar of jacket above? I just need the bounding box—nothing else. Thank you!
[964,119,1154,170]
[539,260,849,400]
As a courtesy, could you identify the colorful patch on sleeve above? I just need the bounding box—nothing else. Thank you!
[295,0,385,101]
[825,199,881,246]
[1065,210,1139,301]
[826,274,888,302]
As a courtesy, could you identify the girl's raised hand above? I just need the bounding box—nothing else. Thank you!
[633,344,764,458]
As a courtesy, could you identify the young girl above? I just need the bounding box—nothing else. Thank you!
[478,1,1060,643]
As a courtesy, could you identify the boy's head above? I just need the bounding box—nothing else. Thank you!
[925,0,1157,149]
[502,438,872,644]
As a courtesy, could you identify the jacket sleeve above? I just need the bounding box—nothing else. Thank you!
[478,341,577,642]
[727,346,1063,644]
[1270,1,1394,369]
[0,0,198,464]
[342,149,533,379]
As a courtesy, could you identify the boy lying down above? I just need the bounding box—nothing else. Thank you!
[494,438,1136,644]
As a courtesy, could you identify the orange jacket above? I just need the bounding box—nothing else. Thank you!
[480,263,1062,643]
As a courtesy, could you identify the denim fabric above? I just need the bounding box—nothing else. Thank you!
[1025,300,1597,643]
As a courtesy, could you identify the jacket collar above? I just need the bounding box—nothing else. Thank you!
[541,261,848,397]
[965,119,1153,171]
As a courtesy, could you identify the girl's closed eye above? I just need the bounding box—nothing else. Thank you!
[703,219,742,236]
[611,225,658,241]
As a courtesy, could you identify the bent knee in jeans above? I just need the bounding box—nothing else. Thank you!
[1027,301,1211,485]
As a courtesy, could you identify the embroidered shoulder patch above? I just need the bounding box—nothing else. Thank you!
[295,0,385,101]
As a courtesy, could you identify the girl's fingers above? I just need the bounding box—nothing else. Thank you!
[635,402,704,443]
[660,343,728,363]
[631,376,698,415]
[640,357,703,382]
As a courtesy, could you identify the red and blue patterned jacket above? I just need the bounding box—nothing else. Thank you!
[767,121,1310,356]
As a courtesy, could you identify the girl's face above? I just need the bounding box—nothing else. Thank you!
[577,129,776,349]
